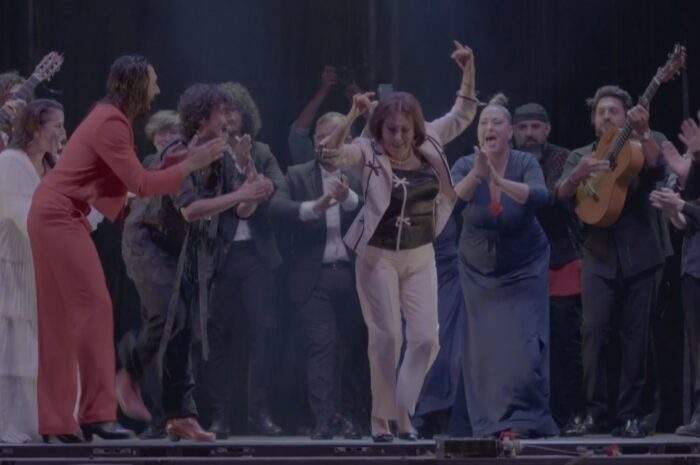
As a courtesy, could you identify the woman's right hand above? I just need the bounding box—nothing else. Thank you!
[181,135,226,174]
[452,40,475,95]
[351,92,376,117]
[472,146,490,179]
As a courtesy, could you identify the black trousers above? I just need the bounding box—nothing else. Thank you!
[299,263,368,427]
[549,294,584,427]
[683,274,700,419]
[581,266,662,422]
[205,241,277,422]
[118,248,197,420]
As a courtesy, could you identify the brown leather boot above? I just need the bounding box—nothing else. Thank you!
[166,417,216,442]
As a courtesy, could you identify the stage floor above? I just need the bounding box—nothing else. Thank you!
[3,434,700,464]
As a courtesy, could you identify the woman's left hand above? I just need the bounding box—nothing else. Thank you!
[451,40,473,72]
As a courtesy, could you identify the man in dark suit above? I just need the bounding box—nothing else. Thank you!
[556,85,667,438]
[272,112,368,439]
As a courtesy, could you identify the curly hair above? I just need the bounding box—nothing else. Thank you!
[177,83,233,142]
[104,54,151,119]
[586,85,633,112]
[9,98,63,151]
[369,91,427,147]
[219,82,262,137]
[145,109,180,142]
[0,71,24,105]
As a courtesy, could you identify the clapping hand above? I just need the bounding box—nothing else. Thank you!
[229,134,253,168]
[679,118,700,156]
[650,187,685,216]
[327,174,350,203]
[472,146,490,180]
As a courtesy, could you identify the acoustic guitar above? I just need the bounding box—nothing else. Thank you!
[0,51,64,132]
[576,44,686,227]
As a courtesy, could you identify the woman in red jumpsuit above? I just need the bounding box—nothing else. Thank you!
[27,55,224,443]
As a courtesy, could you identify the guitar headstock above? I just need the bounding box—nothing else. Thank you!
[656,44,686,84]
[32,51,64,82]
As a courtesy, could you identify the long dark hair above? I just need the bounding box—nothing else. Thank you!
[9,98,63,151]
[103,54,151,119]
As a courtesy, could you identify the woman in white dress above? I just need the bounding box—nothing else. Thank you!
[0,99,65,443]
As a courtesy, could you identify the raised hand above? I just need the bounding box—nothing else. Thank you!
[451,40,473,72]
[660,140,691,179]
[351,91,376,117]
[183,134,226,173]
[679,118,700,155]
[320,65,338,93]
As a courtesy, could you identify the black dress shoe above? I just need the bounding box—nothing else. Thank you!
[372,433,394,443]
[209,419,230,440]
[398,432,418,441]
[248,413,282,436]
[310,423,333,440]
[676,419,700,437]
[80,422,133,441]
[562,414,602,436]
[139,424,166,440]
[42,434,83,443]
[612,418,647,438]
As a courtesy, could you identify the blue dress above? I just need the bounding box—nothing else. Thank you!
[413,215,469,433]
[451,150,558,438]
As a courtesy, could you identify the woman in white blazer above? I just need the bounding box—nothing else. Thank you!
[322,42,477,442]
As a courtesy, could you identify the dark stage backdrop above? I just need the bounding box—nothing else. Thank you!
[2,0,699,432]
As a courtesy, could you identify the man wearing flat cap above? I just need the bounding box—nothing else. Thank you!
[513,103,584,433]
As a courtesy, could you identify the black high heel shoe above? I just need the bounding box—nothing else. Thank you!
[80,422,133,441]
[42,434,83,443]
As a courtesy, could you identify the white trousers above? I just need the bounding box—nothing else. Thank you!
[355,244,440,420]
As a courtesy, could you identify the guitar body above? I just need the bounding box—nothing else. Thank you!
[575,127,645,227]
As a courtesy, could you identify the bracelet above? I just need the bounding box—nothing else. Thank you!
[456,92,482,105]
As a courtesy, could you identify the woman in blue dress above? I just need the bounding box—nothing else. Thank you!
[451,95,558,439]
[412,215,470,437]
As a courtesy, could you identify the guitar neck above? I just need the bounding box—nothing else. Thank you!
[607,76,661,160]
[0,74,41,130]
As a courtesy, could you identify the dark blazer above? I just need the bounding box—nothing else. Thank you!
[271,160,362,303]
[176,140,286,274]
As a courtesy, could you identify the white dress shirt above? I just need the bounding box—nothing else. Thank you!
[299,165,359,263]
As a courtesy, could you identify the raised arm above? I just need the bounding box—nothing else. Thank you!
[428,41,477,145]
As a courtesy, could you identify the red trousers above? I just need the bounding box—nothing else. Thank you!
[28,185,116,435]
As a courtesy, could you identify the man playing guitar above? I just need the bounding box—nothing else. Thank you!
[556,85,668,438]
